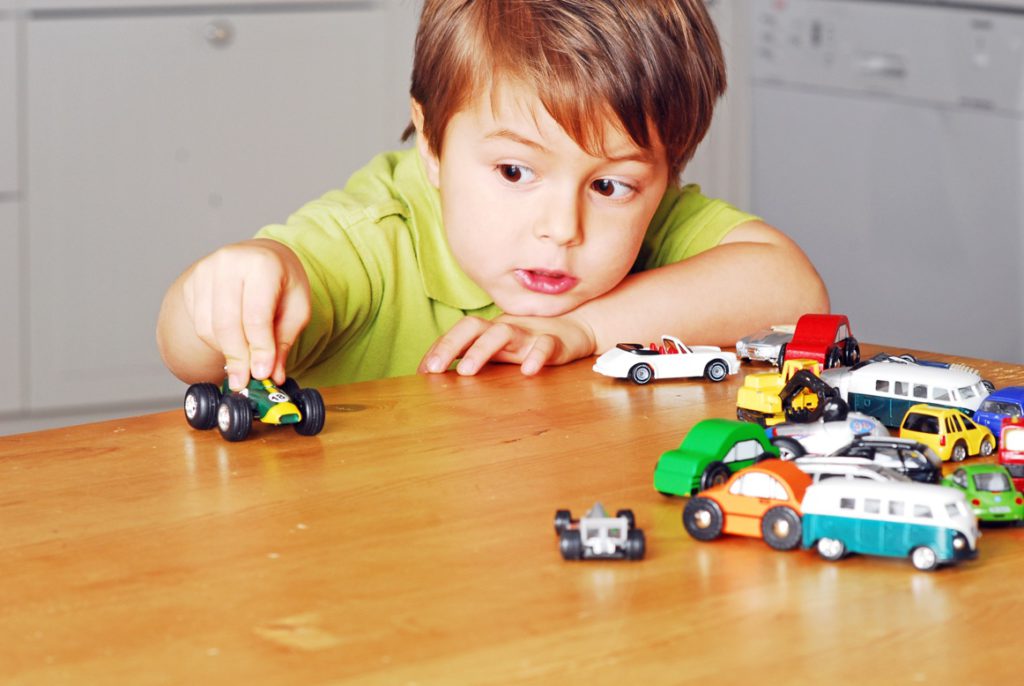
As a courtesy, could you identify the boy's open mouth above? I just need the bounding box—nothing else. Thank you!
[514,269,579,295]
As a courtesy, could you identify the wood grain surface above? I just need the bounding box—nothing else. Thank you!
[2,344,1022,685]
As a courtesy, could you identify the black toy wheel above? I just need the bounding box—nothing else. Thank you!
[825,346,843,369]
[554,509,573,534]
[293,388,326,436]
[559,530,584,560]
[704,360,729,382]
[625,529,646,560]
[628,363,654,385]
[682,497,724,541]
[700,461,731,491]
[217,394,253,442]
[816,537,846,561]
[615,509,636,529]
[761,506,803,551]
[844,339,861,366]
[776,343,788,370]
[770,436,806,460]
[183,383,220,430]
[282,377,302,398]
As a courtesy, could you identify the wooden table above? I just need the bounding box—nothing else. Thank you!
[3,345,1023,684]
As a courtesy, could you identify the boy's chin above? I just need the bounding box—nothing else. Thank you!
[496,293,579,318]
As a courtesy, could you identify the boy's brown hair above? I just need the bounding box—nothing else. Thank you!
[403,0,727,179]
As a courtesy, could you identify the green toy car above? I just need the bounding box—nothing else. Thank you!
[184,377,326,442]
[942,463,1024,524]
[654,418,780,497]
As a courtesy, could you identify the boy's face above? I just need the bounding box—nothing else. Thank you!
[415,81,670,317]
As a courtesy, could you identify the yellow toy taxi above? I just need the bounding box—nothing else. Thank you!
[898,403,995,462]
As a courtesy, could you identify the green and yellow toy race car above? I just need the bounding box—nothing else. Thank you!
[183,377,326,442]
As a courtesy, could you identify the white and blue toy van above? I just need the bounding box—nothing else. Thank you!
[801,480,979,571]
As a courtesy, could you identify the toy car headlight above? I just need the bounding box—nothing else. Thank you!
[952,534,967,551]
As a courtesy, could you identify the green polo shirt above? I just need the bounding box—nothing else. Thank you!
[256,147,757,387]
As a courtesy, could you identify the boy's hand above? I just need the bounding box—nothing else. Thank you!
[418,313,596,377]
[180,239,311,390]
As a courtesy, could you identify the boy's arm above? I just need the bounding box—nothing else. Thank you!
[419,220,828,375]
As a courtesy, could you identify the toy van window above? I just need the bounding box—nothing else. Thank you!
[913,504,933,519]
[932,387,951,401]
[944,503,962,518]
[894,382,908,397]
[875,380,889,393]
[864,498,881,514]
[840,497,856,510]
[959,385,976,399]
[888,501,905,516]
[913,384,928,399]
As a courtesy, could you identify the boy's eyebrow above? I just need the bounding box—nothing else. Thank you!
[484,128,654,164]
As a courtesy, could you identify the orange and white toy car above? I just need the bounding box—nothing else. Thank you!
[682,459,812,550]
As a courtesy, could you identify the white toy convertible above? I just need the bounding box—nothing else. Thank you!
[592,334,740,385]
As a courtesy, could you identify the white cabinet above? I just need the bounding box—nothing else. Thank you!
[24,2,416,411]
[0,202,20,415]
[1,1,15,194]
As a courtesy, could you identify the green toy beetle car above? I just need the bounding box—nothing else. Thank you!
[184,377,326,442]
[942,463,1024,524]
[654,418,779,496]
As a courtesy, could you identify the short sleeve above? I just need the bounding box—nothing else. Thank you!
[635,184,761,272]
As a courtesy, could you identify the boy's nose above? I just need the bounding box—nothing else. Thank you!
[533,191,584,246]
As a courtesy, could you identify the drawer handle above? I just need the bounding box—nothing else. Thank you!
[205,20,234,48]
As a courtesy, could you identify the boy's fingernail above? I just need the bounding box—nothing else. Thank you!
[229,374,244,390]
[252,362,270,379]
[456,359,476,375]
[426,356,443,373]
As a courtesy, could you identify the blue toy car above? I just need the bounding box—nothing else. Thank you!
[973,386,1024,443]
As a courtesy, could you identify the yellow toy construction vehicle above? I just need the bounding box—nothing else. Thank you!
[736,358,843,427]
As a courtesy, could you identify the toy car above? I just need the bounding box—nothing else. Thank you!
[802,479,979,571]
[682,459,811,550]
[554,503,645,560]
[184,377,326,442]
[791,458,910,484]
[766,410,889,458]
[942,464,1024,524]
[826,436,942,484]
[735,324,795,365]
[1000,417,1024,491]
[780,313,859,370]
[821,355,992,428]
[654,418,779,496]
[592,334,739,384]
[898,403,995,462]
[972,386,1024,442]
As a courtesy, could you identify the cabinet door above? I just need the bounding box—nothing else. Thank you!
[0,201,20,414]
[0,5,15,194]
[26,6,415,410]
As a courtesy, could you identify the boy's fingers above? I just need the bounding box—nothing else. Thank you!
[455,322,523,375]
[520,336,556,376]
[419,317,491,374]
[271,286,311,384]
[186,267,217,353]
[240,275,280,381]
[212,275,251,391]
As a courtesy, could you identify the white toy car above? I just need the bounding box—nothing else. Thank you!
[592,334,739,384]
[766,411,889,458]
[735,324,795,365]
[554,503,645,561]
[792,457,910,484]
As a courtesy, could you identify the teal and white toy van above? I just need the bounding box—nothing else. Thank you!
[801,480,979,571]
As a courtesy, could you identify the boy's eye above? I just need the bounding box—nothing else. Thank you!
[497,164,535,183]
[591,178,634,199]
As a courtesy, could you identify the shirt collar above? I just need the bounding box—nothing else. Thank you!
[394,147,494,311]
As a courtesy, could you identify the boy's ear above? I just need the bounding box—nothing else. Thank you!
[410,98,441,188]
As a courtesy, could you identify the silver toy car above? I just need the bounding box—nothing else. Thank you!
[735,325,795,365]
[766,411,889,458]
[554,502,645,561]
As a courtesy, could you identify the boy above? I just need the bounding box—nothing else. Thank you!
[157,0,828,392]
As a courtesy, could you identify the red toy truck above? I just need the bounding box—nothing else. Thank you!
[999,417,1024,491]
[780,314,860,370]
